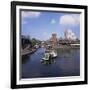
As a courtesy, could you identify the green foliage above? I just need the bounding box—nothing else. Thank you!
[31,38,41,46]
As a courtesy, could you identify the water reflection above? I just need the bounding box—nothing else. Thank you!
[21,47,80,78]
[56,48,78,58]
[22,55,30,64]
[41,58,56,65]
[40,48,79,65]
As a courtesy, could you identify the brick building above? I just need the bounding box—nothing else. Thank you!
[50,33,58,48]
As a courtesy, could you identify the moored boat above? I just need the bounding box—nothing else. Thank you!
[50,50,57,58]
[41,49,57,61]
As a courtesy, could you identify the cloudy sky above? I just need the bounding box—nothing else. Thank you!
[21,11,80,40]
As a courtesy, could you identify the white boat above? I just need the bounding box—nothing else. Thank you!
[42,53,50,61]
[41,50,57,61]
[50,50,57,58]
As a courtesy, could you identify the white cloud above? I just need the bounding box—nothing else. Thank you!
[51,19,56,24]
[60,14,80,26]
[22,11,41,18]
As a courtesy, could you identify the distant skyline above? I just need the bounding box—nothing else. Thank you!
[21,10,80,40]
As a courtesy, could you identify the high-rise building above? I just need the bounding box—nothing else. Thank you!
[64,29,77,40]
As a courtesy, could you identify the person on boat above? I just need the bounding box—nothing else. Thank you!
[49,54,52,61]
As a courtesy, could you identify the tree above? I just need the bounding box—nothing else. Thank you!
[31,38,41,46]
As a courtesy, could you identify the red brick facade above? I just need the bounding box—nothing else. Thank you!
[50,33,57,48]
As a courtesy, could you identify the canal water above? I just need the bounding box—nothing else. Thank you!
[21,47,80,78]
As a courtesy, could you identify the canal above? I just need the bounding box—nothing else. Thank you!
[21,47,80,78]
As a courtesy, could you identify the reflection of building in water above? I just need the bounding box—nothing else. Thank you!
[64,29,77,40]
[50,33,58,48]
